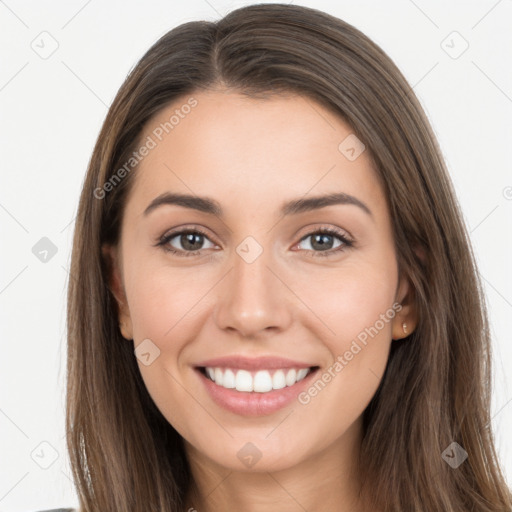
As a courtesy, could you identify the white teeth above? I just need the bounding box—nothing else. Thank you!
[272,370,286,390]
[235,369,253,392]
[214,368,223,386]
[204,366,312,392]
[223,368,236,389]
[296,368,309,381]
[285,368,297,386]
[253,370,273,392]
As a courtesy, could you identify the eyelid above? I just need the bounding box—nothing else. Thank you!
[158,224,216,241]
[295,223,353,242]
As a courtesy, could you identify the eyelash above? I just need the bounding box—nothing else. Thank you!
[155,226,354,258]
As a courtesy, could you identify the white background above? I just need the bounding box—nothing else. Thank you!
[1,0,511,510]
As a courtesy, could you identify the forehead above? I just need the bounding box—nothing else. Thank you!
[126,90,386,220]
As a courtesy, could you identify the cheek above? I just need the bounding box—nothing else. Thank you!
[124,265,210,430]
[126,263,207,342]
[304,254,398,350]
[295,256,397,417]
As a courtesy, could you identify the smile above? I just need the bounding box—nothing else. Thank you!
[195,364,320,416]
[201,366,314,393]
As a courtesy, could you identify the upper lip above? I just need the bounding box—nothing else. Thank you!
[194,355,317,371]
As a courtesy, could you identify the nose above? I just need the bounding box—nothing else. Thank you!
[213,242,293,338]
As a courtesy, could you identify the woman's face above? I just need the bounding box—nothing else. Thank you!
[104,89,414,473]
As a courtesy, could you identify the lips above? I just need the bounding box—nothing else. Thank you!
[195,366,319,416]
[193,355,320,415]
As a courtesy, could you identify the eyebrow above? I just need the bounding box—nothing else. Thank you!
[143,191,373,219]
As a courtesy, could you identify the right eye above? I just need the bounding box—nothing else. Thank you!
[156,228,217,257]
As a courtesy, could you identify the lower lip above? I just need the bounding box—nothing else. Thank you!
[195,367,319,417]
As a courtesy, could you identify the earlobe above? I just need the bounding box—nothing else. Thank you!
[391,318,413,341]
[392,274,418,341]
[101,244,133,340]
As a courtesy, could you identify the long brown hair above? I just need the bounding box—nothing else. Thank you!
[66,3,512,510]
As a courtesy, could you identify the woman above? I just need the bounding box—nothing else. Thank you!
[62,3,512,511]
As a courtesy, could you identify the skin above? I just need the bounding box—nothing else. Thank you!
[103,89,417,512]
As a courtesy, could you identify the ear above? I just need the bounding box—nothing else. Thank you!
[392,277,418,340]
[391,244,425,340]
[391,271,419,341]
[102,243,133,340]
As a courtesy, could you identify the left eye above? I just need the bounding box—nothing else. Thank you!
[297,231,345,252]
